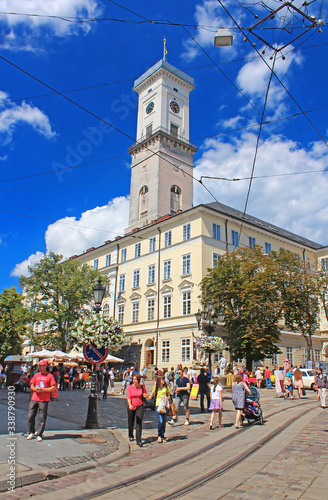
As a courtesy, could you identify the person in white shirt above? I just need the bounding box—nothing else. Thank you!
[209,377,223,429]
[187,366,197,384]
[109,367,115,394]
[255,367,263,389]
[219,356,227,376]
[213,366,219,377]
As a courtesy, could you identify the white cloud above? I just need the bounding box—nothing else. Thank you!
[194,133,328,245]
[11,196,130,277]
[0,0,101,36]
[0,97,56,143]
[11,250,45,277]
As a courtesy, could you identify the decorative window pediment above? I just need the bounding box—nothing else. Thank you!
[160,284,173,295]
[145,288,157,298]
[178,280,194,290]
[130,292,141,301]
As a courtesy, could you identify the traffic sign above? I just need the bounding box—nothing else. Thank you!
[83,343,108,364]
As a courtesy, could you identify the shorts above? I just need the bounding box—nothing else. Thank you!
[175,394,189,410]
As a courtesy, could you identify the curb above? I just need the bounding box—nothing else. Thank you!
[0,430,130,493]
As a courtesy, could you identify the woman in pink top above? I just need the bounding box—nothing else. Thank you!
[127,374,148,447]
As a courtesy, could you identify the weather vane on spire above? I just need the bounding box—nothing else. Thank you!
[163,37,168,61]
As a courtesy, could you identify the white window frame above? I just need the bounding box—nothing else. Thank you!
[118,304,124,324]
[147,264,155,285]
[213,253,221,267]
[118,274,125,292]
[213,223,221,240]
[106,254,111,267]
[162,340,170,363]
[133,269,140,289]
[163,295,172,318]
[147,298,155,321]
[182,291,191,315]
[93,259,99,270]
[132,302,139,323]
[163,259,171,280]
[121,248,127,263]
[182,253,191,275]
[149,237,156,253]
[181,338,191,363]
[314,348,320,362]
[102,302,110,319]
[183,223,191,241]
[164,231,172,247]
[135,243,141,258]
[286,346,293,365]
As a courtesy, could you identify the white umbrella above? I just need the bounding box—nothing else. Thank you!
[67,351,85,361]
[4,355,26,363]
[105,354,124,363]
[30,350,54,358]
[51,350,70,360]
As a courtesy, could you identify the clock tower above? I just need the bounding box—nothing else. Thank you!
[126,58,197,232]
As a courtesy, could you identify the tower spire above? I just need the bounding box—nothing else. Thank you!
[163,37,168,61]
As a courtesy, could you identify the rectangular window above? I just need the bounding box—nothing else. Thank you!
[118,274,125,292]
[163,296,171,318]
[182,291,191,315]
[181,339,191,363]
[231,230,239,247]
[162,340,170,363]
[148,265,156,285]
[93,259,99,270]
[132,302,139,323]
[183,223,191,240]
[182,254,191,275]
[271,353,278,365]
[133,269,140,288]
[149,237,156,253]
[286,346,293,366]
[106,254,111,267]
[121,248,127,263]
[249,237,256,249]
[315,349,320,362]
[265,242,272,254]
[41,320,46,333]
[213,223,221,241]
[164,231,172,247]
[135,243,141,258]
[163,259,171,280]
[118,305,124,324]
[213,253,221,267]
[170,123,179,137]
[146,124,152,137]
[147,299,155,321]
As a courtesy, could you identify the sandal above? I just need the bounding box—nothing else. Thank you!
[157,438,162,443]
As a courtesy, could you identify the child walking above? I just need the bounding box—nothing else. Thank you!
[209,377,223,429]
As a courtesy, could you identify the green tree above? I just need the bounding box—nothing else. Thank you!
[201,247,283,370]
[0,287,29,360]
[19,252,107,351]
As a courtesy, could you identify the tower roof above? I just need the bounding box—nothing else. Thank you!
[133,58,195,90]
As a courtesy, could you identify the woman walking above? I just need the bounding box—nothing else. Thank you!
[127,374,149,447]
[283,368,294,399]
[209,377,223,429]
[149,375,171,443]
[315,368,327,408]
[293,368,304,399]
[232,373,251,428]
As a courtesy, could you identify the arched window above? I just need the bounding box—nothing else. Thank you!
[139,185,149,218]
[171,185,181,214]
[102,302,110,319]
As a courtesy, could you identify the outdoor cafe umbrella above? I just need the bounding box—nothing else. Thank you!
[30,350,54,358]
[4,355,26,363]
[51,350,70,360]
[105,354,124,363]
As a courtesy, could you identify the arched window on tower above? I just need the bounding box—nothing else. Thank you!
[139,185,149,218]
[171,185,181,214]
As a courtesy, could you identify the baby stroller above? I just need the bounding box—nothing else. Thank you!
[242,386,264,425]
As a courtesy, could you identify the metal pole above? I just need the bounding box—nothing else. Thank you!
[85,364,99,429]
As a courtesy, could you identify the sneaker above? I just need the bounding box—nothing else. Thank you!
[184,420,189,426]
[168,419,175,425]
[36,436,43,442]
[26,433,34,440]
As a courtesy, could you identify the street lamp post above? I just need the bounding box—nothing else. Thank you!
[85,278,106,429]
[195,302,219,376]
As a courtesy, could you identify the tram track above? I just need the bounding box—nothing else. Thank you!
[71,399,316,500]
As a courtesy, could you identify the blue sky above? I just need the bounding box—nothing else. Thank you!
[0,0,328,292]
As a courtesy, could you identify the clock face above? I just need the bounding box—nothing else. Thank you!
[146,101,154,114]
[170,100,180,114]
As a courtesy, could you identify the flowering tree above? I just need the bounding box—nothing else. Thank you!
[69,314,124,350]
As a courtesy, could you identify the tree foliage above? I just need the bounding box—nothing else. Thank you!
[0,287,29,361]
[200,247,319,369]
[19,252,107,351]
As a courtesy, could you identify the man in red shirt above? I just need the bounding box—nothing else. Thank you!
[27,359,56,441]
[264,367,272,389]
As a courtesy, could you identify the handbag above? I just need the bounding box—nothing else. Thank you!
[302,387,306,396]
[167,396,178,417]
[284,376,291,386]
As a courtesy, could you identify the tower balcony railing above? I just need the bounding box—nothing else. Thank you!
[128,126,197,151]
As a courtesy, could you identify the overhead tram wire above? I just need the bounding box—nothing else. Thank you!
[218,0,328,149]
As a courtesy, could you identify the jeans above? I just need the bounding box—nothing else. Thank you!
[27,400,49,437]
[266,378,272,389]
[156,407,167,438]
